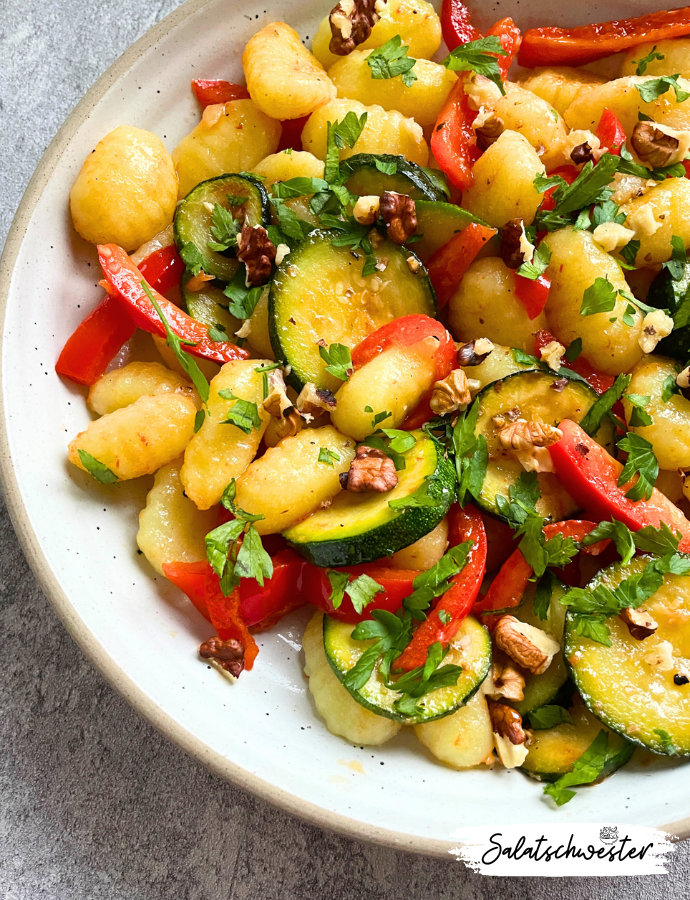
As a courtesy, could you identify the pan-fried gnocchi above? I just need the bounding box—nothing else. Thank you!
[64,1,690,794]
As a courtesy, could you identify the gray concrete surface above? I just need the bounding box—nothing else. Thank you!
[1,1,690,896]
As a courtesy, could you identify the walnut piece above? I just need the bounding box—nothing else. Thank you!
[380,191,417,245]
[591,221,635,253]
[500,218,527,269]
[677,366,690,390]
[343,445,398,493]
[199,636,245,678]
[429,368,472,415]
[539,340,566,372]
[631,121,681,168]
[474,111,504,151]
[639,310,674,354]
[457,338,494,367]
[498,417,563,474]
[353,194,381,226]
[237,224,276,286]
[488,700,529,768]
[488,650,526,702]
[570,141,595,165]
[262,368,293,419]
[295,382,337,418]
[644,639,674,671]
[329,0,381,56]
[620,606,658,641]
[494,615,560,675]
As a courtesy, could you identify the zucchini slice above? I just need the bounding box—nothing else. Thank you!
[174,173,270,282]
[181,272,242,338]
[512,578,570,717]
[410,201,488,263]
[269,229,436,392]
[565,556,690,756]
[340,154,445,202]
[521,699,634,782]
[472,370,617,522]
[284,430,454,567]
[323,613,491,724]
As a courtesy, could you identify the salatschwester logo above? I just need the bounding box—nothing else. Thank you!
[449,824,674,876]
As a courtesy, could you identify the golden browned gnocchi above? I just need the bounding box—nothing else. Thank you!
[87,362,195,416]
[172,100,281,199]
[68,392,197,481]
[620,39,690,78]
[70,125,177,251]
[389,518,448,569]
[620,178,690,266]
[518,66,607,117]
[243,23,336,121]
[301,98,428,166]
[491,84,567,171]
[414,689,493,768]
[252,151,325,226]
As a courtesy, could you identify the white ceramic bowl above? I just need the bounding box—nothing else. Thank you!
[2,0,689,854]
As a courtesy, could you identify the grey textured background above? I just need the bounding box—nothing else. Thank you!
[1,1,689,896]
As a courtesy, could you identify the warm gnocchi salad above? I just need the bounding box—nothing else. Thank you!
[59,0,690,806]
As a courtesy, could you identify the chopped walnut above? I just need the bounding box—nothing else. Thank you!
[570,141,595,165]
[296,382,337,417]
[539,340,566,372]
[561,129,604,164]
[237,225,276,286]
[611,172,656,206]
[380,191,417,245]
[627,203,661,239]
[474,110,504,151]
[677,366,690,389]
[631,121,682,168]
[199,635,245,678]
[406,255,420,273]
[262,368,292,418]
[498,417,563,474]
[353,194,380,226]
[275,243,291,266]
[329,0,381,55]
[488,700,529,768]
[639,310,674,354]
[494,616,560,675]
[644,639,674,671]
[265,409,302,446]
[457,338,494,367]
[488,650,526,702]
[343,445,398,493]
[185,270,215,292]
[235,319,252,340]
[500,218,528,269]
[430,369,472,415]
[620,606,658,640]
[591,221,635,253]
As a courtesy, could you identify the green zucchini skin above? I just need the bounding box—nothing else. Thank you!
[410,201,488,263]
[181,272,242,338]
[471,370,617,523]
[646,260,690,361]
[269,229,436,393]
[340,154,445,202]
[284,431,454,567]
[323,613,491,724]
[174,173,270,282]
[565,556,690,756]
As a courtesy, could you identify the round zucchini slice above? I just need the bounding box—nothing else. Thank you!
[323,613,491,724]
[181,272,242,338]
[521,699,634,782]
[174,173,270,282]
[565,556,690,756]
[269,229,436,392]
[411,201,488,263]
[340,154,445,202]
[472,370,617,522]
[284,430,454,567]
[512,578,570,717]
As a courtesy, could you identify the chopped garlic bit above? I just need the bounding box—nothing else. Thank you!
[639,309,674,354]
[275,243,290,266]
[463,73,502,111]
[539,340,566,372]
[474,337,495,357]
[627,203,662,239]
[592,221,635,253]
[644,640,674,671]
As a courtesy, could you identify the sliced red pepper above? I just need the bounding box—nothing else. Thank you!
[548,419,690,552]
[56,244,185,387]
[305,564,419,624]
[533,329,614,395]
[486,17,521,79]
[426,223,497,308]
[162,560,211,621]
[596,109,626,155]
[539,166,577,212]
[484,514,520,572]
[514,272,550,320]
[395,504,487,672]
[204,571,259,670]
[98,244,249,364]
[192,79,250,107]
[518,7,690,69]
[276,115,309,152]
[430,77,480,193]
[441,0,482,50]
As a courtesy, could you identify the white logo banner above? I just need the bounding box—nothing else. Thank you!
[449,824,675,876]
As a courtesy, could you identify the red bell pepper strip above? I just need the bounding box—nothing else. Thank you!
[596,109,626,155]
[486,17,521,78]
[395,504,487,672]
[518,7,690,69]
[426,223,498,308]
[192,79,250,107]
[56,244,185,386]
[514,272,550,320]
[684,161,690,179]
[98,244,249,364]
[533,330,614,395]
[430,77,481,193]
[204,571,259,670]
[277,115,309,152]
[539,166,577,212]
[476,518,608,629]
[549,419,690,552]
[441,0,482,50]
[305,564,420,624]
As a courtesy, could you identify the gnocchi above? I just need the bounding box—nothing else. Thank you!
[88,362,195,416]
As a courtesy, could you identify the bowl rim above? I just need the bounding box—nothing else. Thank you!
[1,0,689,852]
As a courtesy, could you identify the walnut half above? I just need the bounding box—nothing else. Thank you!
[631,121,681,168]
[488,700,529,769]
[429,368,472,415]
[342,445,398,493]
[329,0,382,56]
[498,417,563,474]
[487,649,526,702]
[237,225,276,286]
[380,191,417,245]
[199,636,245,678]
[620,606,658,640]
[494,615,560,675]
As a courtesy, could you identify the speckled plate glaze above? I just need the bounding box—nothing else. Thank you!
[1,0,689,854]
